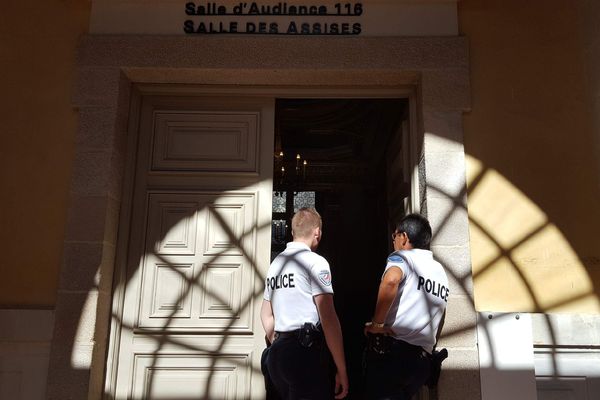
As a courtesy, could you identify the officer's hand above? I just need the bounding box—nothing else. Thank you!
[334,370,349,399]
[364,322,393,336]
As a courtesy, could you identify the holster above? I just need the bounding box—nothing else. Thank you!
[425,348,448,388]
[297,322,323,348]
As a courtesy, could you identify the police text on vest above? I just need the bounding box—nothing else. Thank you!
[266,273,295,290]
[417,275,449,302]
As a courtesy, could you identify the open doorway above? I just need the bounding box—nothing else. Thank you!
[272,98,411,398]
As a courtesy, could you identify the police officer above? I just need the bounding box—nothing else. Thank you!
[364,213,449,399]
[261,207,349,399]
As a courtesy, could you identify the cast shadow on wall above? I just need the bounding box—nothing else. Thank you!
[88,156,598,399]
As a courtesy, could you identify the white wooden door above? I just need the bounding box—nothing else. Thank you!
[110,93,274,399]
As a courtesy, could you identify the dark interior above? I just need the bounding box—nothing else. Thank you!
[273,98,409,398]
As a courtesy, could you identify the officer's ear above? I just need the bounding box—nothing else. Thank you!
[310,227,322,251]
[314,226,322,240]
[402,232,413,250]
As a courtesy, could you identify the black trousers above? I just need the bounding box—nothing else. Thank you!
[364,337,431,400]
[261,345,282,400]
[266,335,333,400]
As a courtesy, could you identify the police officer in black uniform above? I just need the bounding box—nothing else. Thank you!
[261,207,349,399]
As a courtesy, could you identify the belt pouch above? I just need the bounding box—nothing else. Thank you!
[366,333,392,355]
[298,322,322,348]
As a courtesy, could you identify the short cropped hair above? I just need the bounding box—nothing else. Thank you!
[395,213,432,250]
[292,208,322,239]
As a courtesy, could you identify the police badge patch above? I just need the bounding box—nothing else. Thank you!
[388,254,404,263]
[318,270,332,286]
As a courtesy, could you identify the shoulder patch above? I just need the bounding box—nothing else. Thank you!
[318,270,332,286]
[387,255,404,263]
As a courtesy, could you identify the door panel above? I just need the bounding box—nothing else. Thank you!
[151,111,259,172]
[138,192,257,332]
[131,353,252,400]
[111,94,273,399]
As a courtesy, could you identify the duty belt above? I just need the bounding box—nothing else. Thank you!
[366,334,424,356]
[274,330,298,339]
[274,322,323,347]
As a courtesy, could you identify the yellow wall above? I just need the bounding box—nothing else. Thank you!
[2,0,598,312]
[459,0,600,312]
[0,1,90,307]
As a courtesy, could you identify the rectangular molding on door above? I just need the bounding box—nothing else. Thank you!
[151,111,259,173]
[131,353,252,399]
[148,263,193,319]
[137,191,257,333]
[153,202,199,255]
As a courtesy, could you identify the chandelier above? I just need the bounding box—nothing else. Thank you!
[273,151,308,195]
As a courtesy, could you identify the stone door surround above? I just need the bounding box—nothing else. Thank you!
[47,35,477,399]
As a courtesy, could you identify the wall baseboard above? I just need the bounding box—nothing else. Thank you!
[0,309,55,400]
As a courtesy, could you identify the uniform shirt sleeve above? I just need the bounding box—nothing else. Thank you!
[309,256,335,296]
[384,251,408,278]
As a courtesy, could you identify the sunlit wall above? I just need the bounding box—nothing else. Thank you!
[459,0,600,313]
[2,0,599,314]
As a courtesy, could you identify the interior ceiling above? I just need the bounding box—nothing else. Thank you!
[275,98,407,189]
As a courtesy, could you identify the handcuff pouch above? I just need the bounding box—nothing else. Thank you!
[366,333,392,355]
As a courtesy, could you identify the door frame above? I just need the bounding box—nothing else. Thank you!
[104,84,421,398]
